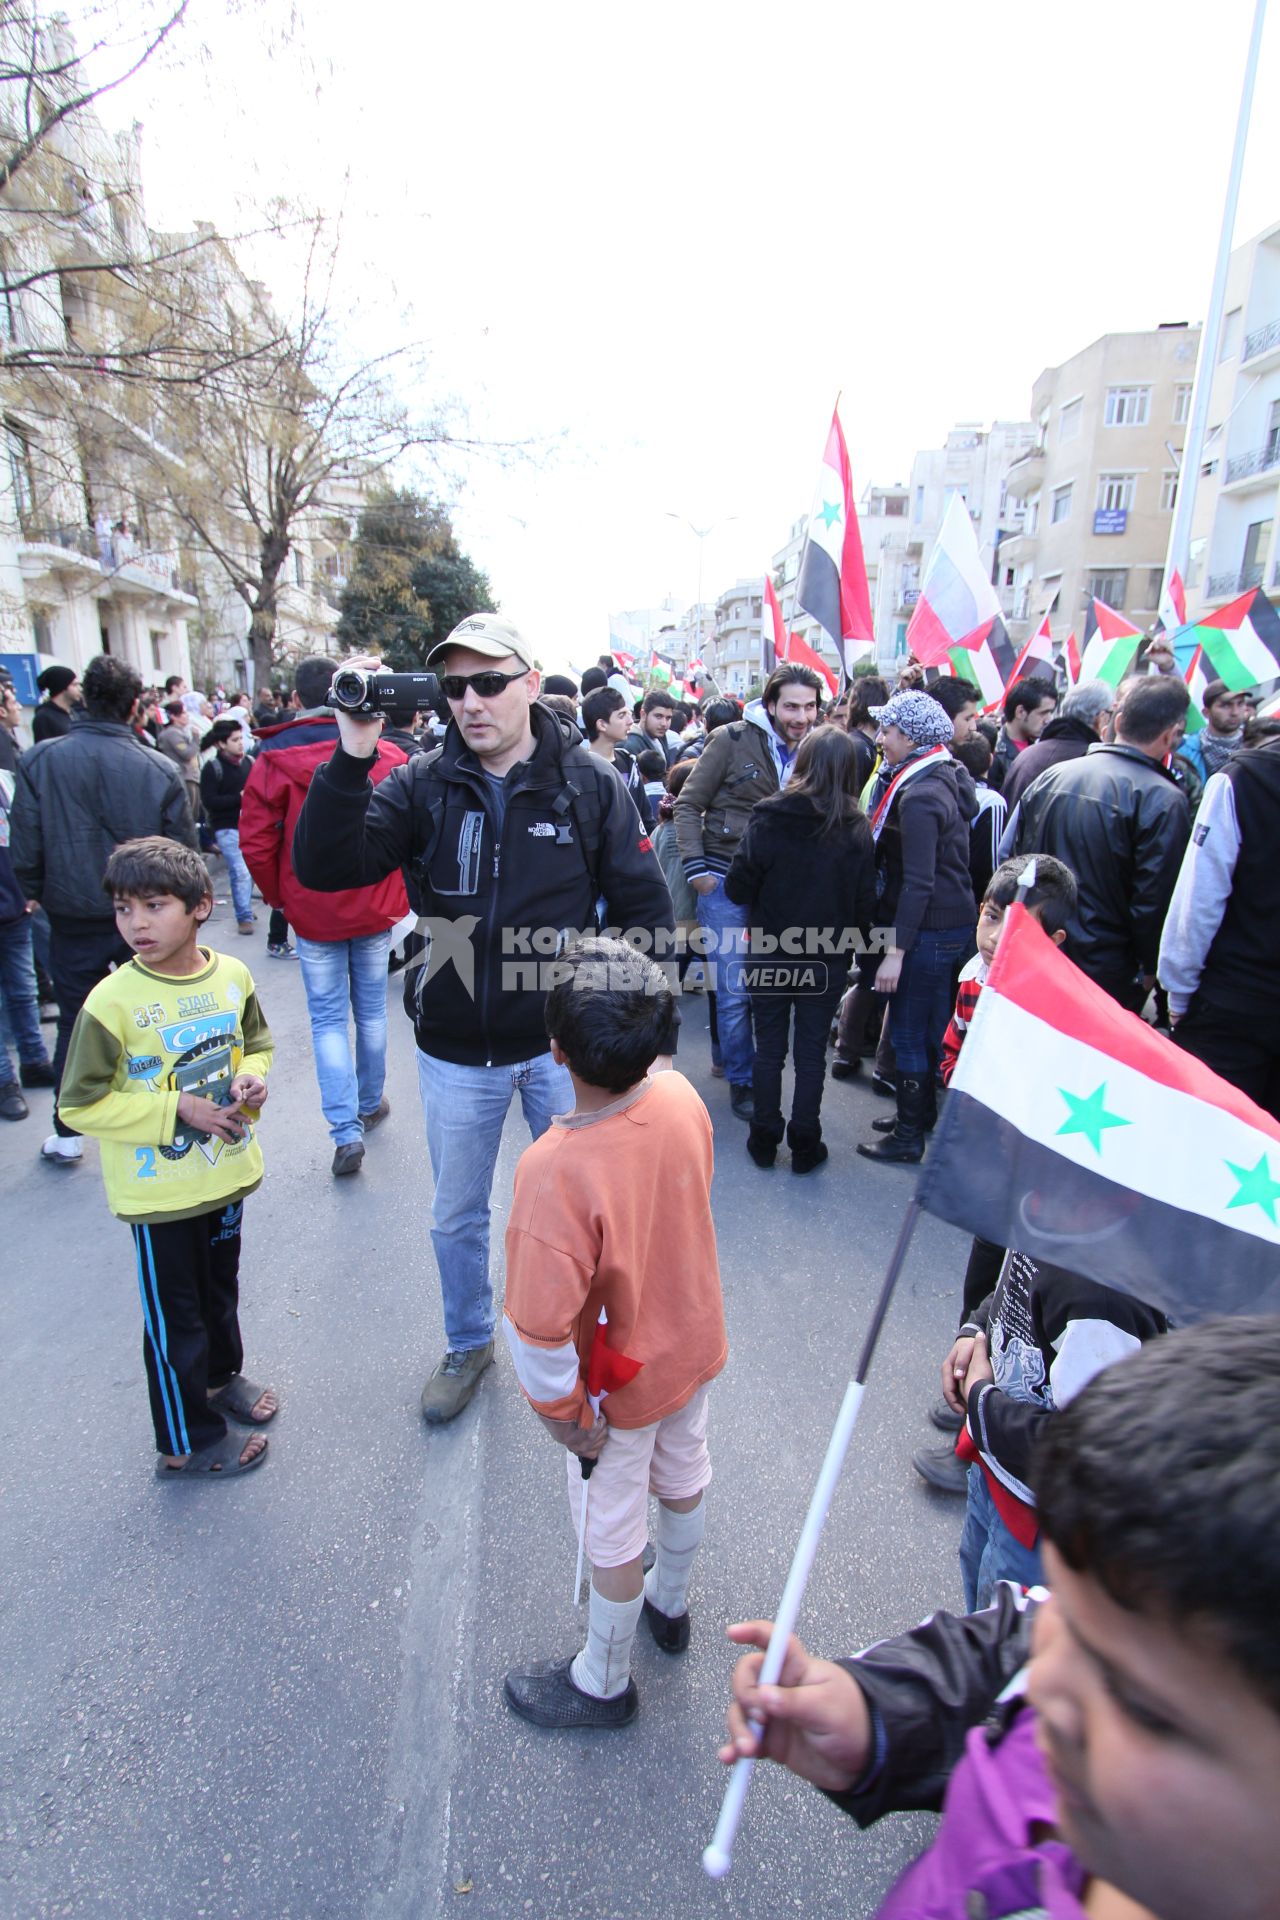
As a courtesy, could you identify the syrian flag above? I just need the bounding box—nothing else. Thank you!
[1078,599,1142,687]
[611,647,636,677]
[1183,644,1209,734]
[585,1306,643,1405]
[765,574,839,698]
[906,492,1018,705]
[917,903,1280,1322]
[1157,567,1187,638]
[1064,629,1082,686]
[1179,587,1280,691]
[795,404,876,676]
[1007,612,1055,690]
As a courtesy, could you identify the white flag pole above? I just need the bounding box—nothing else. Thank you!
[703,1199,923,1879]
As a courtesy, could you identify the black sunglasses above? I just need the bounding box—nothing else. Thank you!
[440,667,529,701]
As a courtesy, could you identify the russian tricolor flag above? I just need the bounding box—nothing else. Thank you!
[905,492,1018,706]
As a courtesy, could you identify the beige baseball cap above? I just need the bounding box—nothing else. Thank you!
[426,612,534,672]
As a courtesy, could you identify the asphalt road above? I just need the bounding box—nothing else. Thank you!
[0,891,973,1920]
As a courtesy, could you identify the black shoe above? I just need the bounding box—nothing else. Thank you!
[929,1398,964,1434]
[0,1080,29,1121]
[729,1084,754,1122]
[332,1141,365,1177]
[870,1071,898,1098]
[791,1139,829,1174]
[642,1595,691,1654]
[872,1101,937,1134]
[746,1125,778,1168]
[19,1059,56,1089]
[830,1058,861,1081]
[912,1444,969,1495]
[503,1655,638,1729]
[857,1076,927,1164]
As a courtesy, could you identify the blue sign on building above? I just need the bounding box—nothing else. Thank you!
[1093,508,1128,536]
[1,652,43,706]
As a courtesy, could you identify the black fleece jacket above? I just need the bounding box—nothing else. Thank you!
[724,790,877,979]
[292,702,674,1067]
[875,757,977,953]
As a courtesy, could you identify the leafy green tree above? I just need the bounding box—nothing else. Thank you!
[337,487,496,670]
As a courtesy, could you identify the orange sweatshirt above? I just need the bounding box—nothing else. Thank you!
[502,1071,727,1430]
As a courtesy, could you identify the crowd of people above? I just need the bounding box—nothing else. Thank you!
[2,615,1277,1919]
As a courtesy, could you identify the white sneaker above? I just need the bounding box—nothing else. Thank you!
[41,1134,82,1165]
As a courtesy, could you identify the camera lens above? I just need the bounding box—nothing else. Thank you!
[330,669,366,710]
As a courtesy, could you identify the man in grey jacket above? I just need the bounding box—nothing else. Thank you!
[11,654,196,1165]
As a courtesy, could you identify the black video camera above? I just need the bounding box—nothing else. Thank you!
[327,667,444,720]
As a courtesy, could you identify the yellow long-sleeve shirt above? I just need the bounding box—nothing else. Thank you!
[59,948,273,1223]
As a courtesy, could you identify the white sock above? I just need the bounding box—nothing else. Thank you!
[644,1497,705,1618]
[571,1586,643,1699]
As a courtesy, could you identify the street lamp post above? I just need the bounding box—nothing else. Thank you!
[666,512,737,683]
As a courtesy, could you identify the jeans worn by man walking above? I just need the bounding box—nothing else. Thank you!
[695,879,753,1088]
[295,931,392,1145]
[214,827,254,925]
[0,915,48,1081]
[416,1047,573,1352]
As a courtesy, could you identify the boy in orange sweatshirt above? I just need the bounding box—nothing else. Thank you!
[502,936,727,1729]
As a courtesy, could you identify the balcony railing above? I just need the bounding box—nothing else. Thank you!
[1206,565,1266,599]
[1224,437,1280,484]
[19,521,99,557]
[1242,315,1280,362]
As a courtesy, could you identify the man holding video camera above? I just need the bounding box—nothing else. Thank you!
[240,655,409,1177]
[292,614,674,1423]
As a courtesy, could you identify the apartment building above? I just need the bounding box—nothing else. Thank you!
[1187,220,1280,617]
[997,325,1200,651]
[711,578,764,695]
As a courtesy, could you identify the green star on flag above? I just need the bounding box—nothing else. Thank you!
[818,499,842,530]
[1056,1082,1131,1155]
[1225,1153,1280,1224]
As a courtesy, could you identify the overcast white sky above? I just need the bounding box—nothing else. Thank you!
[110,0,1280,671]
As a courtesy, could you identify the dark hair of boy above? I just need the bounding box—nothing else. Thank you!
[83,654,143,722]
[846,676,889,729]
[931,675,982,721]
[163,699,187,722]
[579,666,608,697]
[581,686,625,741]
[544,937,678,1093]
[783,724,875,842]
[642,688,674,716]
[293,653,337,710]
[104,836,213,913]
[701,699,737,735]
[205,718,244,748]
[163,675,184,695]
[665,757,696,796]
[381,695,418,729]
[984,851,1077,937]
[542,673,579,698]
[1034,1313,1280,1711]
[762,662,824,709]
[636,747,666,781]
[953,734,993,779]
[1115,673,1191,743]
[975,715,999,749]
[539,692,580,725]
[1244,713,1280,748]
[1002,675,1055,725]
[670,701,692,730]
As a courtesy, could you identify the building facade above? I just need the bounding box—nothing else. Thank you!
[1187,220,1280,619]
[996,325,1200,653]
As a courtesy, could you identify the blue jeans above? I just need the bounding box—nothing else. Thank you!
[889,925,973,1077]
[695,880,753,1087]
[295,932,392,1144]
[417,1047,573,1352]
[0,915,48,1082]
[215,827,254,924]
[958,1464,1044,1612]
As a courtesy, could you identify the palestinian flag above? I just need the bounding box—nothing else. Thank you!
[1078,599,1142,687]
[765,574,838,698]
[906,492,1017,705]
[1183,644,1209,734]
[1178,587,1280,691]
[1157,567,1187,639]
[1007,612,1054,689]
[917,902,1280,1323]
[1065,630,1082,686]
[795,403,876,676]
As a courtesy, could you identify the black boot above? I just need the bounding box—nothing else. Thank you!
[747,1122,782,1168]
[787,1121,828,1175]
[857,1075,927,1164]
[871,1079,938,1133]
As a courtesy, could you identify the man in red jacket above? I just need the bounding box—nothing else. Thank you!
[240,655,408,1176]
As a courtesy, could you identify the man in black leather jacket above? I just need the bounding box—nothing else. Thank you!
[1009,675,1190,1009]
[11,654,196,1164]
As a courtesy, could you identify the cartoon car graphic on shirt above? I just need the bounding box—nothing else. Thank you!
[159,1034,245,1165]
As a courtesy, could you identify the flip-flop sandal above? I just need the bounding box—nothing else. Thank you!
[208,1376,278,1425]
[155,1433,269,1479]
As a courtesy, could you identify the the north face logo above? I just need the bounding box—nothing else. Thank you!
[529,822,555,837]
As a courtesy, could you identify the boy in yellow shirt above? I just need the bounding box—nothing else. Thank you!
[502,936,727,1729]
[59,837,277,1478]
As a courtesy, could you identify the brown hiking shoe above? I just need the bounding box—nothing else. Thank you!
[420,1341,494,1424]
